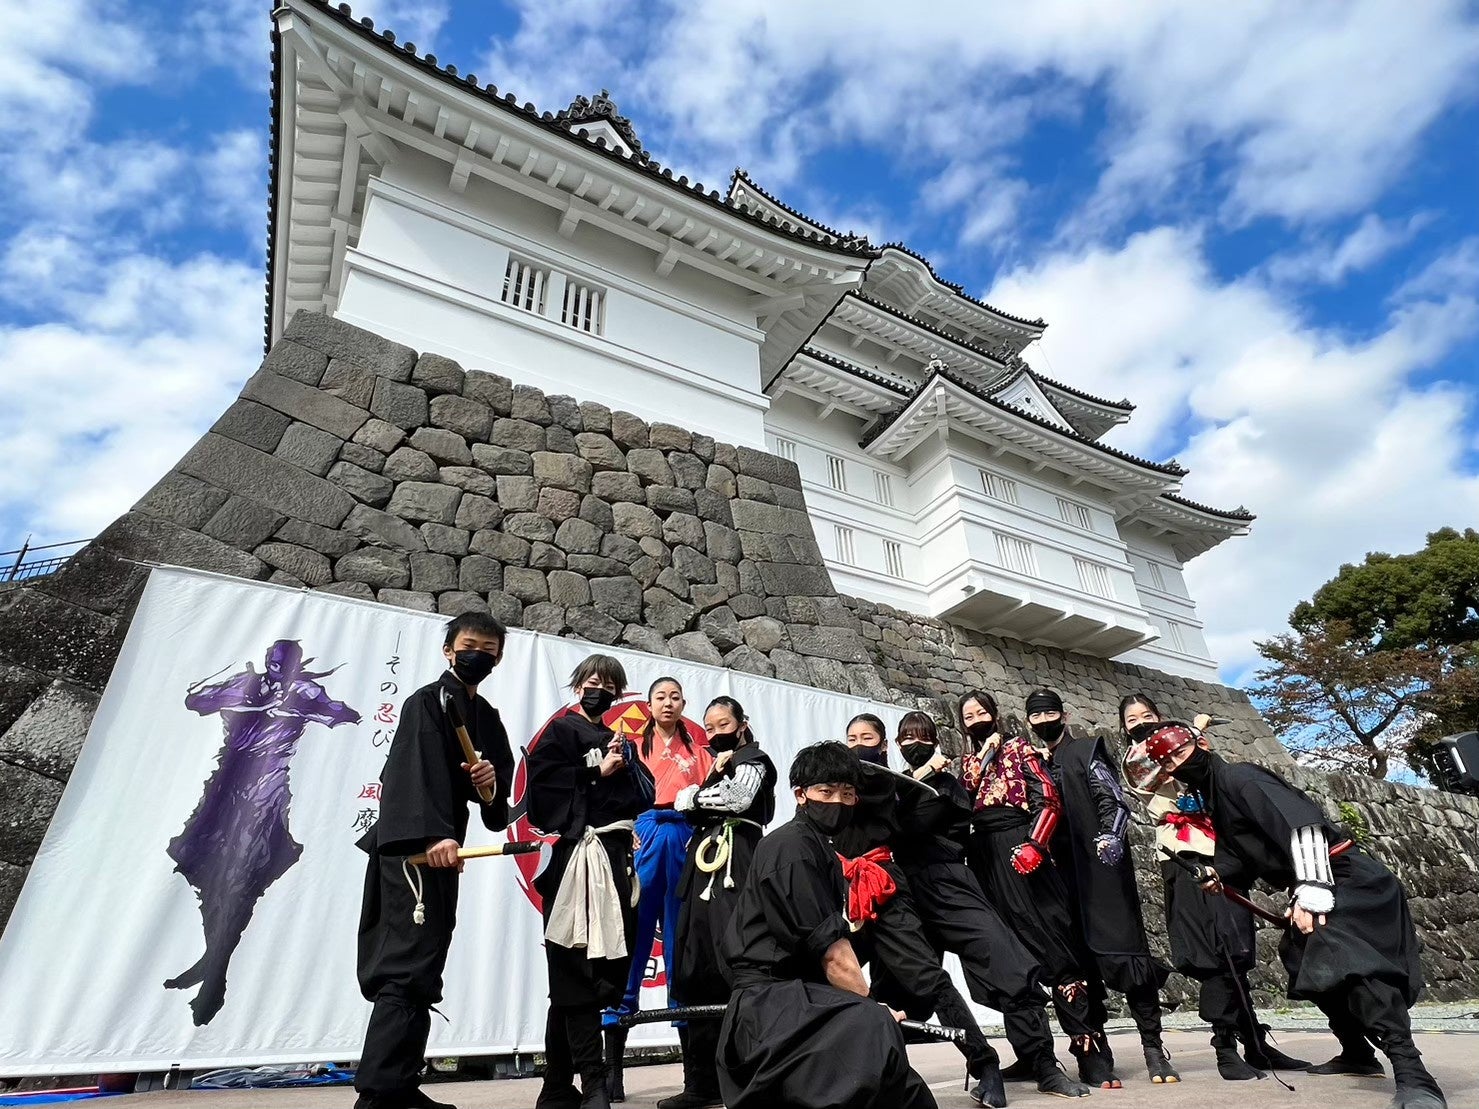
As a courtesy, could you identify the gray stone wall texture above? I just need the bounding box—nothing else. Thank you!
[2,310,1476,1010]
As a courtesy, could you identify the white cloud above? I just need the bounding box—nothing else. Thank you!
[1265,213,1434,288]
[478,0,1479,242]
[985,227,1479,680]
[200,129,268,242]
[0,249,262,544]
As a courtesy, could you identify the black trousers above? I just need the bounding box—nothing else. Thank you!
[1314,980,1441,1095]
[355,855,458,1094]
[544,1004,605,1083]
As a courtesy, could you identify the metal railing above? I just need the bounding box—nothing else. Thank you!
[2,537,90,582]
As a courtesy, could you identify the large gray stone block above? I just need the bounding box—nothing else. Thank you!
[703,521,743,564]
[0,761,64,866]
[511,384,552,425]
[730,500,814,539]
[724,645,775,678]
[470,529,531,566]
[626,448,673,486]
[622,625,671,656]
[338,441,386,474]
[430,395,493,442]
[98,511,268,580]
[0,680,98,781]
[646,487,697,515]
[255,541,332,586]
[370,377,429,430]
[242,369,369,440]
[755,561,835,598]
[576,433,625,472]
[413,352,466,396]
[591,576,642,624]
[316,580,376,601]
[504,566,548,603]
[568,606,621,645]
[179,433,356,528]
[328,461,394,507]
[548,570,592,608]
[505,512,557,543]
[410,552,459,593]
[547,394,583,431]
[421,523,471,557]
[537,488,582,522]
[210,399,293,452]
[473,443,535,476]
[662,512,705,551]
[667,631,724,666]
[353,417,406,453]
[437,591,490,617]
[343,504,427,551]
[736,445,802,489]
[578,401,612,434]
[384,447,440,482]
[699,607,743,653]
[388,482,462,525]
[613,502,662,539]
[534,452,593,494]
[592,471,643,503]
[409,427,473,467]
[455,494,502,532]
[133,472,230,530]
[668,452,707,491]
[261,338,329,385]
[459,555,504,594]
[611,410,649,449]
[522,602,568,635]
[555,517,603,555]
[379,589,437,613]
[673,545,716,585]
[464,369,513,415]
[531,542,567,570]
[283,310,417,380]
[336,548,411,589]
[276,518,359,557]
[490,418,547,453]
[440,466,498,496]
[320,358,377,407]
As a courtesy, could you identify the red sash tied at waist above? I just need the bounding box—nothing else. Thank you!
[1162,811,1215,843]
[838,846,897,925]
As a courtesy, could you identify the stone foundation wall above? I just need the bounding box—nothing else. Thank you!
[2,310,1476,1007]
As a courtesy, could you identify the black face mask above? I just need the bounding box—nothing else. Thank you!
[452,649,497,685]
[801,800,853,836]
[965,720,996,742]
[900,742,937,770]
[581,687,617,718]
[853,744,888,767]
[1030,719,1066,744]
[708,730,741,753]
[1169,745,1213,791]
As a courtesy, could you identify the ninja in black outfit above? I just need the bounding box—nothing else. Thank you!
[1146,721,1446,1109]
[354,613,515,1109]
[717,741,936,1109]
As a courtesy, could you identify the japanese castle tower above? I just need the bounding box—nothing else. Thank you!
[268,1,1252,681]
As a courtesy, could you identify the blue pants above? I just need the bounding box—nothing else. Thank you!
[605,808,691,1021]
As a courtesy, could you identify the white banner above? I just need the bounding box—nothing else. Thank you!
[0,566,912,1076]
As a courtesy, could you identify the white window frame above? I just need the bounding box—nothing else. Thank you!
[773,436,798,462]
[834,525,856,565]
[873,470,894,507]
[1167,620,1187,653]
[1147,560,1166,591]
[980,469,1020,505]
[826,454,848,493]
[995,533,1038,577]
[500,255,548,314]
[1075,557,1115,599]
[1057,497,1093,531]
[883,539,905,578]
[560,277,605,335]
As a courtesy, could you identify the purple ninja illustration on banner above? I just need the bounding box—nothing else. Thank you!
[165,639,361,1025]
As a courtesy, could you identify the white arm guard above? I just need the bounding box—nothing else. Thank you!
[693,762,765,813]
[674,784,700,812]
[1291,824,1336,913]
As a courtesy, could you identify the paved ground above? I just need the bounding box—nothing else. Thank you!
[99,1028,1477,1108]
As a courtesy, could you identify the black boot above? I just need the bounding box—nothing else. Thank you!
[602,1028,627,1102]
[656,1026,724,1109]
[579,1066,611,1109]
[1072,1034,1120,1089]
[1239,1022,1310,1071]
[1142,1040,1180,1084]
[999,1057,1036,1082]
[1308,1051,1385,1077]
[1213,1029,1265,1081]
[965,1042,1006,1108]
[1036,1063,1091,1099]
[1390,1090,1448,1109]
[1378,1029,1446,1109]
[404,1091,457,1109]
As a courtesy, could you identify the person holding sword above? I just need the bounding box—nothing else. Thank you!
[1138,717,1446,1109]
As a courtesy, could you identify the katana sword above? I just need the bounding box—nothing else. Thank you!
[616,1003,968,1044]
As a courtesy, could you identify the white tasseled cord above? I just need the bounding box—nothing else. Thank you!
[402,858,426,925]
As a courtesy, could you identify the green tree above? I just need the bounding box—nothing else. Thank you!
[1259,529,1479,783]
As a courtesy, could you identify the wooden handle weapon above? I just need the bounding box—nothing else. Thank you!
[442,690,493,804]
[406,841,544,866]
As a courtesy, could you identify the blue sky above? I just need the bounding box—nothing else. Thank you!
[2,0,1478,689]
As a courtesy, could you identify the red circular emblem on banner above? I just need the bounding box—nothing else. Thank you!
[507,696,706,913]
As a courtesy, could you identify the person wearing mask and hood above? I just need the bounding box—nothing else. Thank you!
[840,716,1021,1106]
[659,697,777,1109]
[1120,694,1314,1080]
[957,691,1108,1089]
[716,741,936,1109]
[1141,722,1445,1109]
[602,678,713,1101]
[527,655,656,1109]
[1024,688,1174,1087]
[871,711,1089,1102]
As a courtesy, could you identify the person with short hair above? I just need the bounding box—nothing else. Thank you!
[527,655,655,1109]
[1142,721,1446,1109]
[717,742,936,1109]
[354,612,514,1109]
[1024,687,1174,1086]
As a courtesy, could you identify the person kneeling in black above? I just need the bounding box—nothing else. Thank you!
[717,741,936,1109]
[354,612,514,1109]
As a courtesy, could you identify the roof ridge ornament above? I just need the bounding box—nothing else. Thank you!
[560,88,646,159]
